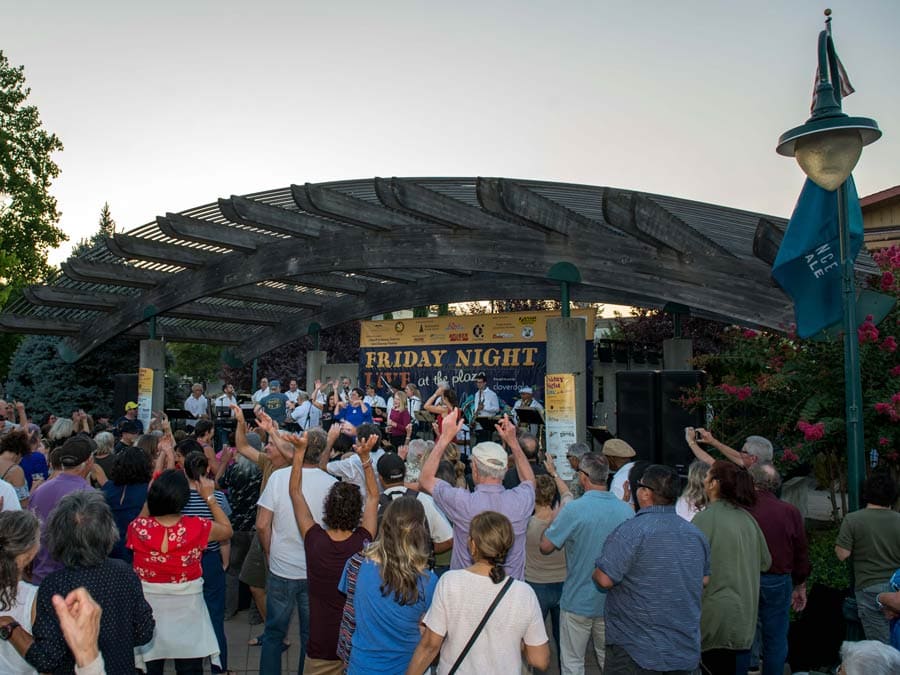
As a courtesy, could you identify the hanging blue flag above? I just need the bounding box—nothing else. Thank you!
[771,176,864,338]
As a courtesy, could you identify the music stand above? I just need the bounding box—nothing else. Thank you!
[164,409,194,433]
[515,408,544,427]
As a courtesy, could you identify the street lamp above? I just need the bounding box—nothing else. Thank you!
[776,10,881,512]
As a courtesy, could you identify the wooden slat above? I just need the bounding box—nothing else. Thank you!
[62,260,171,288]
[293,184,395,231]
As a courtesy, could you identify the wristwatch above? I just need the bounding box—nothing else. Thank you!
[0,620,20,641]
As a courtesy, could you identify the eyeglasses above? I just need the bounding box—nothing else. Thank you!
[635,482,655,492]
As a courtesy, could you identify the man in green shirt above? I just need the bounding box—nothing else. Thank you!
[835,471,900,644]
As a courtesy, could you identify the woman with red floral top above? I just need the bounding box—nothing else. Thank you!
[127,470,233,674]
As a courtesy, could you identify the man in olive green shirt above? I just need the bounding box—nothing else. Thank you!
[835,471,900,644]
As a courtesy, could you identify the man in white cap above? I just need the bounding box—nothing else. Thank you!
[513,385,544,435]
[419,409,535,580]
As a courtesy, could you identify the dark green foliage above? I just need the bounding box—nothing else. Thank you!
[0,50,66,304]
[221,321,360,392]
[805,526,850,591]
[168,343,222,386]
[4,334,139,418]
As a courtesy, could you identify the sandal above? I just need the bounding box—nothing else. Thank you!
[247,636,290,651]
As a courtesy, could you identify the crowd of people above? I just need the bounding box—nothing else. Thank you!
[0,382,899,675]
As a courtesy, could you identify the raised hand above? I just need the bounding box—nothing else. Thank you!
[51,588,102,668]
[494,414,517,446]
[440,408,464,445]
[697,428,715,445]
[197,476,215,499]
[229,403,246,424]
[354,434,378,460]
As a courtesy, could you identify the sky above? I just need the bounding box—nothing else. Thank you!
[2,0,898,265]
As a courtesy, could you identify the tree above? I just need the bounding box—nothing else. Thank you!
[4,334,140,417]
[611,307,731,355]
[0,50,65,305]
[71,202,116,256]
[168,343,222,387]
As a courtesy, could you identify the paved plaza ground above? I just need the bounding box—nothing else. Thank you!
[173,606,601,674]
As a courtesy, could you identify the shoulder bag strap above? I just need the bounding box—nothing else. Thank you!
[448,576,514,675]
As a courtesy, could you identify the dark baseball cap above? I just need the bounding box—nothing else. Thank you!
[120,420,142,435]
[57,434,97,467]
[377,453,406,483]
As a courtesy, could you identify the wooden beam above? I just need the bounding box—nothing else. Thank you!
[374,178,489,232]
[0,315,80,337]
[62,259,171,288]
[157,213,272,253]
[218,196,323,238]
[753,218,784,266]
[106,234,217,268]
[293,184,395,231]
[281,273,369,295]
[25,286,124,312]
[477,178,570,235]
[63,229,794,361]
[603,190,736,259]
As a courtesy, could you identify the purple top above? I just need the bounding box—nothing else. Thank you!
[432,480,535,579]
[29,472,92,583]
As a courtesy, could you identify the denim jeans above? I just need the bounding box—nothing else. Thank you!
[528,581,563,674]
[752,573,793,675]
[261,572,310,674]
[201,550,228,673]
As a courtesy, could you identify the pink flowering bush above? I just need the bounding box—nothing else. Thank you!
[686,244,900,479]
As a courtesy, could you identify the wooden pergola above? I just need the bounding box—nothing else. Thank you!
[0,177,880,363]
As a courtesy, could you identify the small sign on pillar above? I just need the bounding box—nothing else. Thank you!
[545,373,577,479]
[137,367,154,430]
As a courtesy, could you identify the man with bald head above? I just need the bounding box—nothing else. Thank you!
[746,462,810,675]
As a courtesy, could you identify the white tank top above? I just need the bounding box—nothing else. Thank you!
[0,580,38,675]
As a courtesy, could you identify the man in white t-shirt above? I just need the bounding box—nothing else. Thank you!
[183,383,208,429]
[252,378,270,404]
[284,379,301,405]
[0,478,22,511]
[256,433,335,674]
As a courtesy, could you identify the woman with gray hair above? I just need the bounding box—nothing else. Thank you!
[3,491,154,673]
[0,510,41,674]
[838,639,900,675]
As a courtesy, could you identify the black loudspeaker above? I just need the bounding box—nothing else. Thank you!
[112,373,138,419]
[615,371,659,463]
[659,370,706,472]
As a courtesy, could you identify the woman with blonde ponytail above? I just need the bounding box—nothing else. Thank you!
[406,511,550,675]
[338,496,437,674]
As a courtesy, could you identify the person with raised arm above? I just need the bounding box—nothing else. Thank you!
[419,409,535,580]
[288,432,377,674]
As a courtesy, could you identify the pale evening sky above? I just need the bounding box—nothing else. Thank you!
[1,0,898,266]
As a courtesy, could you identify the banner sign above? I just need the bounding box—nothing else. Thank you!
[137,367,154,431]
[359,310,594,413]
[545,373,578,478]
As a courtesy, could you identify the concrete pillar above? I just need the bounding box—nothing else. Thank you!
[663,338,693,371]
[139,340,166,426]
[306,350,327,393]
[547,316,588,449]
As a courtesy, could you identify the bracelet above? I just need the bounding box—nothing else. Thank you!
[205,495,215,504]
[361,459,372,468]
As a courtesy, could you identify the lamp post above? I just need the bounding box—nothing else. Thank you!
[776,10,881,512]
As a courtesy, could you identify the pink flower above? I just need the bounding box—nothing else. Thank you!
[782,448,800,463]
[736,386,752,401]
[858,315,880,344]
[881,336,898,353]
[881,270,895,291]
[891,365,900,377]
[796,420,825,441]
[879,437,891,447]
[742,329,758,339]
